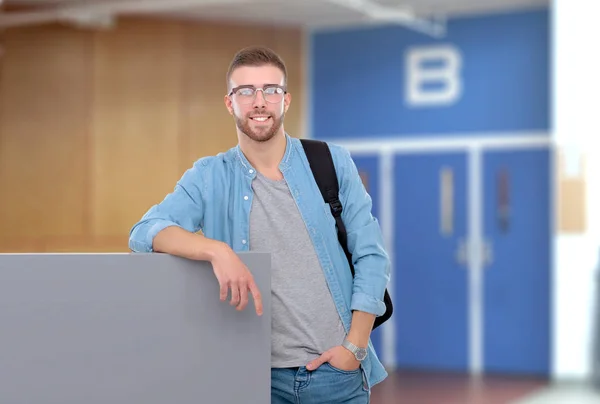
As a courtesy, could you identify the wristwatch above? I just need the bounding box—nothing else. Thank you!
[342,338,368,361]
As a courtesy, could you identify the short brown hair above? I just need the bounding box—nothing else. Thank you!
[226,46,287,90]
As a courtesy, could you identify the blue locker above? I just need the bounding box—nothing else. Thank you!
[482,148,551,376]
[349,153,385,356]
[394,152,469,371]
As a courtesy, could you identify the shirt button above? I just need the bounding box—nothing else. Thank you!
[249,169,254,174]
[242,239,247,244]
[244,196,249,200]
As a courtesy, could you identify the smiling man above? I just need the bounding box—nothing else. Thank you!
[129,46,391,403]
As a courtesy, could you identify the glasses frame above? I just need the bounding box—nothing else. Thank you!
[228,84,287,105]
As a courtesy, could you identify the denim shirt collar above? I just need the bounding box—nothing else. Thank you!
[234,133,295,178]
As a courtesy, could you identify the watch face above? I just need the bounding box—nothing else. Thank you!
[356,348,367,361]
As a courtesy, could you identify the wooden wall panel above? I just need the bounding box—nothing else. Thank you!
[0,26,91,239]
[557,149,587,233]
[91,20,184,237]
[0,17,304,253]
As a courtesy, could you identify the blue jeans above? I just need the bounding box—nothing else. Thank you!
[271,364,370,403]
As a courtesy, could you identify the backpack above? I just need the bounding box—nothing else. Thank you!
[300,138,393,330]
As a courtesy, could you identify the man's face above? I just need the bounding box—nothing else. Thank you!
[225,65,291,143]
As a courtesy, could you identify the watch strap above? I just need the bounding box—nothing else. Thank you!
[342,338,367,361]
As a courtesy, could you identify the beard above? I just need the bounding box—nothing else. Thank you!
[235,109,284,143]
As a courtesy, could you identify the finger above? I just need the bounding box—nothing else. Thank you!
[306,353,327,371]
[230,281,240,306]
[237,281,249,311]
[219,278,228,301]
[248,279,263,316]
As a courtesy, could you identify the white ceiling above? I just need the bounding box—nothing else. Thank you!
[166,0,550,29]
[1,0,550,31]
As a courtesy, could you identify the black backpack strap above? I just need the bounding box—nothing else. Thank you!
[300,138,393,330]
[300,138,355,277]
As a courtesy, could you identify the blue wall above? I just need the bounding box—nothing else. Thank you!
[310,9,550,139]
[309,8,552,376]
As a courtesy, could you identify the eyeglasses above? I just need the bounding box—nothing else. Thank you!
[228,85,286,105]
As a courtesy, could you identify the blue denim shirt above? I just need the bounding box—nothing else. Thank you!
[129,134,390,388]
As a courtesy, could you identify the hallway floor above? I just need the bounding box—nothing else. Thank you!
[370,370,600,404]
[512,382,600,404]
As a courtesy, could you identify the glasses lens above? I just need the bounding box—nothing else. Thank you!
[234,87,284,104]
[264,87,283,103]
[236,88,255,104]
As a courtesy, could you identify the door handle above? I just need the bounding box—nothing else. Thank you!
[455,238,493,267]
[497,168,511,233]
[483,239,493,266]
[456,238,468,267]
[440,166,454,237]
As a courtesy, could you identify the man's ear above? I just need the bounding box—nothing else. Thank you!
[284,92,292,113]
[224,94,234,115]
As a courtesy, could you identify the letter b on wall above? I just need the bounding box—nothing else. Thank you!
[405,44,463,107]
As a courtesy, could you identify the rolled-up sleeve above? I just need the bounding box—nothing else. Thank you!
[334,146,391,317]
[128,160,208,252]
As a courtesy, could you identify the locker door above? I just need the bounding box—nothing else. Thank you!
[482,148,551,375]
[349,154,385,355]
[394,152,469,371]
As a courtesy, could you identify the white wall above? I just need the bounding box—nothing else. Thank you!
[552,0,600,380]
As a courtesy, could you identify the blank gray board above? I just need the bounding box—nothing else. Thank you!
[0,252,272,404]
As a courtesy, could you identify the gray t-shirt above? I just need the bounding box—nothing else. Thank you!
[248,171,347,368]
